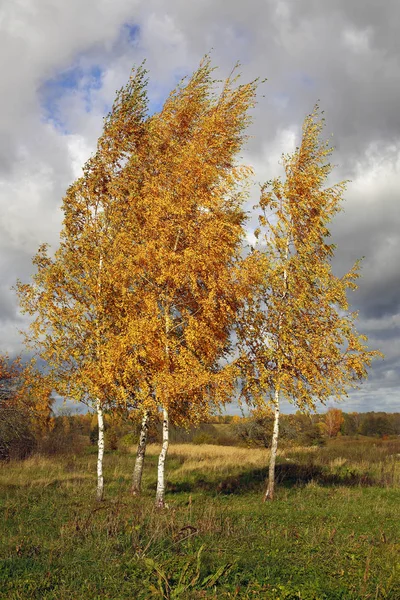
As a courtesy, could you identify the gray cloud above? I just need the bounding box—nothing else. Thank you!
[0,0,398,411]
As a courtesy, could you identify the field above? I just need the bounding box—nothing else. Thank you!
[1,438,399,599]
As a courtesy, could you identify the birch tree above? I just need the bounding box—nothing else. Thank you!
[237,107,382,501]
[17,56,260,506]
[131,407,151,495]
[16,64,150,500]
[110,57,260,507]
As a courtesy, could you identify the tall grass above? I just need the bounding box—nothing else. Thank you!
[1,438,399,598]
[146,443,270,472]
[143,438,400,488]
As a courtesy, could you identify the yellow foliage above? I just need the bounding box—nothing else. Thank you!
[237,106,383,413]
[0,355,53,434]
[16,56,260,426]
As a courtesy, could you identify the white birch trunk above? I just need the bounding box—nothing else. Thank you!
[96,398,105,501]
[131,410,149,495]
[263,232,288,502]
[264,390,280,501]
[155,407,169,508]
[95,254,105,501]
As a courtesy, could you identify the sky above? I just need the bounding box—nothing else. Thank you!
[0,0,399,415]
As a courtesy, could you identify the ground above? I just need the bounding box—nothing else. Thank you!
[0,439,399,599]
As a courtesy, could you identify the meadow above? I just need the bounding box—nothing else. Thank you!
[1,437,399,599]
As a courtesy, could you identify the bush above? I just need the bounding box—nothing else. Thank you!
[35,413,87,456]
[89,425,98,445]
[0,404,37,461]
[192,433,215,445]
[36,431,87,456]
[119,432,138,447]
[233,415,274,448]
[105,427,119,451]
[299,423,326,447]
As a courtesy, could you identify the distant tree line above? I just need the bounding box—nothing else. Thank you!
[232,408,400,448]
[2,401,398,463]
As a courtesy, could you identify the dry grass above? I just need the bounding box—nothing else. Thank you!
[141,441,400,486]
[145,443,269,473]
[145,442,318,462]
[142,443,323,474]
[0,454,91,488]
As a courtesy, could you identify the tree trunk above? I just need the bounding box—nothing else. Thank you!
[264,391,280,501]
[96,398,105,501]
[155,408,169,508]
[131,410,149,495]
[263,234,287,502]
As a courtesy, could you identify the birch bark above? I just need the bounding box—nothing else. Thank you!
[263,232,289,501]
[155,407,169,508]
[96,397,105,501]
[264,389,280,501]
[155,307,171,508]
[95,254,105,501]
[131,410,149,495]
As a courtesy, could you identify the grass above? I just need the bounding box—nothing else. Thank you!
[147,443,269,472]
[0,438,399,599]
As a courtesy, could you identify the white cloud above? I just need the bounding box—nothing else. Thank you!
[342,27,373,54]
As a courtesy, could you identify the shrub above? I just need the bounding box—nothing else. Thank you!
[105,427,119,451]
[0,404,36,460]
[192,433,215,445]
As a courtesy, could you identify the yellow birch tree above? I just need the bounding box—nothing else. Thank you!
[237,107,383,501]
[16,56,260,506]
[108,56,260,507]
[16,63,150,500]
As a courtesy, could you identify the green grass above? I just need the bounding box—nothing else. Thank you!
[0,440,399,599]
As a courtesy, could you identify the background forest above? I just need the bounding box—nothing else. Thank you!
[2,394,400,462]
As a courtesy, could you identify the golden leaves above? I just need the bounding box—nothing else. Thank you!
[15,56,260,425]
[0,355,53,434]
[15,57,381,432]
[237,107,382,411]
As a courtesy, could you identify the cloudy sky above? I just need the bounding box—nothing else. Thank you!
[0,0,398,414]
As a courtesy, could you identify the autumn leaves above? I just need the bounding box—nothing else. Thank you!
[15,57,380,505]
[236,109,382,499]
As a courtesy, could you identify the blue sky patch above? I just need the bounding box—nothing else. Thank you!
[123,23,140,44]
[147,66,193,116]
[39,63,104,133]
